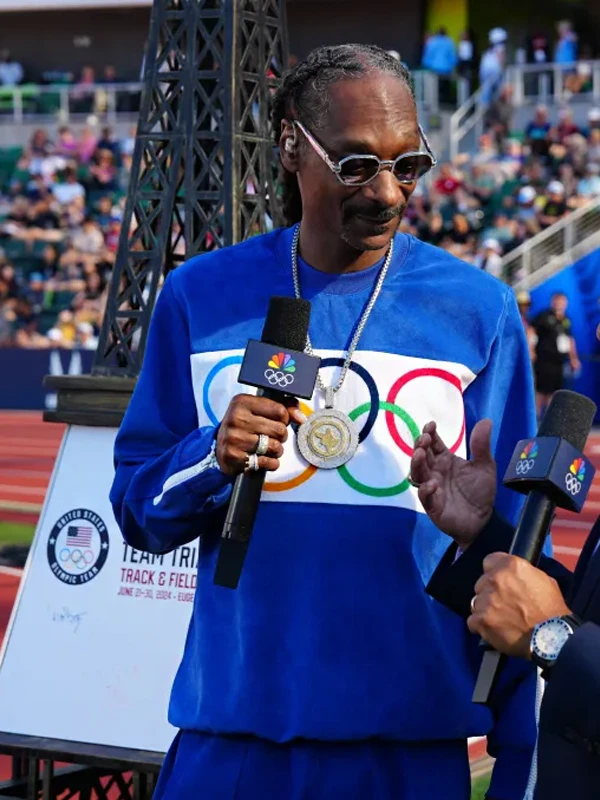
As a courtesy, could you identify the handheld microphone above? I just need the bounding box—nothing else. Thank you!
[473,389,597,704]
[213,296,320,590]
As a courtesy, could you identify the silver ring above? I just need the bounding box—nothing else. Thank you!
[245,453,259,473]
[407,474,421,489]
[470,595,477,614]
[255,433,269,457]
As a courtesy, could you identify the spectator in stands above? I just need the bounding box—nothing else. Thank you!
[515,290,537,366]
[554,107,579,143]
[539,181,568,228]
[78,126,99,164]
[456,30,477,93]
[577,162,600,198]
[421,28,457,76]
[474,238,503,279]
[485,85,513,149]
[71,216,105,255]
[55,127,79,160]
[554,20,578,65]
[479,28,506,104]
[89,149,118,193]
[76,320,98,350]
[52,167,85,208]
[525,105,551,160]
[421,28,457,104]
[0,50,23,86]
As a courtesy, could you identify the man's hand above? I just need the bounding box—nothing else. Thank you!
[410,419,497,548]
[468,553,571,659]
[216,394,305,476]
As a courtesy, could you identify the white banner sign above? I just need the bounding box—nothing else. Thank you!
[0,425,195,753]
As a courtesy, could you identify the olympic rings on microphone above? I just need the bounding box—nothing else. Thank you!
[264,368,295,388]
[565,473,583,495]
[515,459,535,475]
[386,368,465,457]
[337,401,420,496]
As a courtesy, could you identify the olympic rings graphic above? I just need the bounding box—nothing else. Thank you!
[565,473,583,495]
[386,368,465,457]
[338,402,420,496]
[202,354,465,496]
[516,459,535,475]
[203,355,244,427]
[264,368,295,388]
[59,546,95,570]
[264,401,317,492]
[318,358,379,444]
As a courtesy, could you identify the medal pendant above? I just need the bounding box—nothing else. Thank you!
[297,390,359,469]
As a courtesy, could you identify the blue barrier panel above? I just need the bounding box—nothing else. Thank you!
[530,248,600,422]
[0,348,94,411]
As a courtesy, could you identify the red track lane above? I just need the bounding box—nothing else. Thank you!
[0,412,599,778]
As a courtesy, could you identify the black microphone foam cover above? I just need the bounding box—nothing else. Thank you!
[260,296,311,350]
[537,390,596,452]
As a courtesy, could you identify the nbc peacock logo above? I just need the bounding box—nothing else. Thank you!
[570,458,586,481]
[516,441,538,475]
[268,353,296,373]
[566,458,586,496]
[264,352,296,388]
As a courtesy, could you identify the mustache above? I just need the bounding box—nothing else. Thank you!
[345,204,406,223]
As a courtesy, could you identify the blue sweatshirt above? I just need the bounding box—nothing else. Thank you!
[111,226,539,798]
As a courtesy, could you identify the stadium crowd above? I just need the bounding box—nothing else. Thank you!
[0,124,135,348]
[401,102,600,280]
[2,98,600,348]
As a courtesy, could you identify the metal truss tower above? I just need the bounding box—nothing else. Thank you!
[95,0,288,380]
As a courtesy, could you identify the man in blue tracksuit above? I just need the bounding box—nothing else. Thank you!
[110,45,542,799]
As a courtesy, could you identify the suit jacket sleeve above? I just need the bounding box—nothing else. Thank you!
[426,511,573,617]
[541,622,600,751]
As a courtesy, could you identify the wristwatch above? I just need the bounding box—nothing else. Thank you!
[530,614,582,675]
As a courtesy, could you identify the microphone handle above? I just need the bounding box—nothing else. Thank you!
[213,387,285,590]
[509,490,555,563]
[472,491,555,705]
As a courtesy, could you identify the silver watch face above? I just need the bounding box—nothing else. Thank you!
[532,618,573,663]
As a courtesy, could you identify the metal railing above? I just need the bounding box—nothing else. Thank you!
[449,79,495,161]
[449,59,600,162]
[0,82,143,125]
[505,60,600,107]
[503,198,600,290]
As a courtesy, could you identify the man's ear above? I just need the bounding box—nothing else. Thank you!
[279,118,299,173]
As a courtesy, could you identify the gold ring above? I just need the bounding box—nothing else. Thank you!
[407,474,421,488]
[470,595,477,614]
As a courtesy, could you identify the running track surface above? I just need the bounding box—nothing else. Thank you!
[0,411,598,779]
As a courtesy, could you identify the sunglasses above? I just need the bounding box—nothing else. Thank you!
[292,120,437,187]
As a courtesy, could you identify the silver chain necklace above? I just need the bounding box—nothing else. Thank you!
[291,223,394,469]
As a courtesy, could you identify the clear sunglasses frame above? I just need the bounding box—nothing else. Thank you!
[291,119,438,187]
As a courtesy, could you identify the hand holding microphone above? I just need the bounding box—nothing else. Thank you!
[414,390,597,704]
[215,394,306,476]
[213,295,321,590]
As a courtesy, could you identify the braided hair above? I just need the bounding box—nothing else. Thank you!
[271,44,415,226]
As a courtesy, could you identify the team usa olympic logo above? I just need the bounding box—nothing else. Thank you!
[516,441,538,475]
[264,352,296,388]
[47,509,110,585]
[565,458,586,496]
[203,355,466,498]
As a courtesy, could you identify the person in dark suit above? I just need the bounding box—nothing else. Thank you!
[409,418,600,800]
